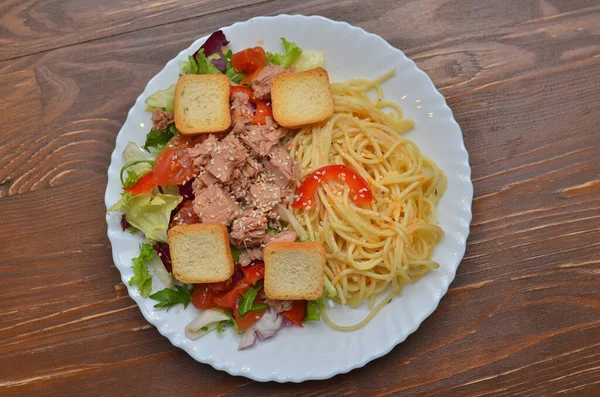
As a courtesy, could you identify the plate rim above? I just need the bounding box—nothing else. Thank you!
[104,13,473,382]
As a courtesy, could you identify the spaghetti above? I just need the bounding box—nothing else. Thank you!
[287,70,447,331]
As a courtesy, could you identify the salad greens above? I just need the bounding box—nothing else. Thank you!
[223,49,245,84]
[304,295,325,322]
[150,284,194,309]
[292,49,326,71]
[109,192,182,242]
[143,124,176,152]
[119,160,154,188]
[238,281,267,318]
[130,243,156,297]
[267,37,303,69]
[181,49,222,75]
[217,319,237,333]
[230,246,243,263]
[144,84,175,113]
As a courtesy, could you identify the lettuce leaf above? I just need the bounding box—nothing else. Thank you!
[143,124,176,152]
[292,49,326,71]
[224,50,245,84]
[144,84,176,113]
[192,30,229,72]
[108,192,182,242]
[181,49,221,75]
[150,284,194,309]
[267,38,303,69]
[130,243,155,297]
[238,281,267,318]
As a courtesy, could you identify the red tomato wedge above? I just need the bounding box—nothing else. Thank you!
[123,171,155,195]
[213,280,252,310]
[190,285,220,310]
[253,100,272,125]
[231,47,267,85]
[230,85,254,101]
[152,136,196,186]
[234,302,266,331]
[213,262,264,309]
[292,164,374,209]
[283,300,307,327]
[241,261,265,284]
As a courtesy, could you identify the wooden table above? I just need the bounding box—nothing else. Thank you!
[1,1,599,395]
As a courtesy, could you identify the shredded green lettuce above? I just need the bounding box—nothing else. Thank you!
[292,49,326,71]
[267,38,303,69]
[144,84,176,113]
[108,192,182,242]
[130,243,155,297]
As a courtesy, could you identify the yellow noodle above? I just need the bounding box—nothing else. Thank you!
[288,70,447,331]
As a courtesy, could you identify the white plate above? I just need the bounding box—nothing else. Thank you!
[105,14,472,382]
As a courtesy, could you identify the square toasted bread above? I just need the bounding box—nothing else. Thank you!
[174,74,231,135]
[271,67,334,128]
[168,223,234,283]
[264,242,325,300]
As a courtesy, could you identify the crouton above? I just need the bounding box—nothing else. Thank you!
[168,223,234,283]
[174,74,231,135]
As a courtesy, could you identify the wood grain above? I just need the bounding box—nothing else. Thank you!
[1,0,599,395]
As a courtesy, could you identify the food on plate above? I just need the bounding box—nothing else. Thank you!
[174,74,232,135]
[287,70,446,331]
[168,223,234,283]
[264,242,325,300]
[108,28,445,349]
[271,67,334,128]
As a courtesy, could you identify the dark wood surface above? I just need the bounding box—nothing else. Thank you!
[1,0,599,395]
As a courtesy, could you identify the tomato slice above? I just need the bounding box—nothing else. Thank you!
[213,280,252,309]
[123,171,155,195]
[190,286,219,310]
[283,300,307,327]
[234,300,266,331]
[231,47,266,85]
[152,136,196,186]
[292,164,374,209]
[241,261,265,284]
[253,100,272,125]
[230,85,254,101]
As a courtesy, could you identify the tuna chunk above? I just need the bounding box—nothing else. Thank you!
[188,135,218,167]
[239,124,288,157]
[265,298,294,313]
[250,182,283,213]
[151,109,174,131]
[231,91,253,123]
[231,116,252,135]
[230,210,268,247]
[193,184,240,226]
[265,230,298,245]
[238,229,298,266]
[262,145,299,188]
[238,247,264,267]
[252,64,286,100]
[205,135,248,183]
[191,170,219,191]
